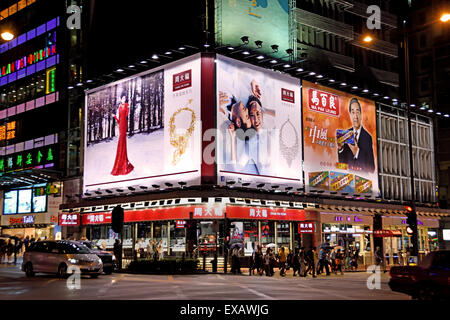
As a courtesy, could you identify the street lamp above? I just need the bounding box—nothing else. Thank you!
[1,31,14,41]
[440,13,450,22]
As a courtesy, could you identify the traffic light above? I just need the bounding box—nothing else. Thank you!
[405,205,416,235]
[111,205,124,233]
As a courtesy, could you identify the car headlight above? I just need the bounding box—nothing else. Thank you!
[68,258,78,264]
[112,255,116,261]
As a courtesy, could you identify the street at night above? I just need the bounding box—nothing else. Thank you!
[0,263,408,300]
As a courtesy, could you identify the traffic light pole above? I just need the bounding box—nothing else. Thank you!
[404,24,419,258]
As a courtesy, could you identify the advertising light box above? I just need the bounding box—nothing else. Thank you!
[216,55,303,189]
[84,54,202,195]
[3,190,17,214]
[216,0,291,60]
[302,81,379,197]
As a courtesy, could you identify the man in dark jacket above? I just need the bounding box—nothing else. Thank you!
[304,248,316,278]
[337,98,375,173]
[113,239,122,269]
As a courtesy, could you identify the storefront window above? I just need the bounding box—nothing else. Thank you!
[261,221,275,250]
[153,221,168,257]
[243,221,258,256]
[170,222,186,256]
[199,221,218,257]
[277,222,290,249]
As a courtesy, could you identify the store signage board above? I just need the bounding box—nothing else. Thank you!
[302,80,379,198]
[59,213,80,226]
[176,220,186,228]
[9,215,35,225]
[443,229,450,241]
[216,55,303,189]
[80,205,224,225]
[84,54,202,195]
[226,205,305,221]
[373,230,402,237]
[298,222,314,233]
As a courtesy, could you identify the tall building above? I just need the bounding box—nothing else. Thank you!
[1,0,448,266]
[0,0,85,240]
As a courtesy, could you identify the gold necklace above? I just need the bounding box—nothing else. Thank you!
[169,100,196,165]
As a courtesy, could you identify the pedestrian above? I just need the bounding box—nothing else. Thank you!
[264,248,272,276]
[304,247,317,277]
[157,240,164,260]
[286,248,293,272]
[292,248,301,276]
[330,248,336,273]
[269,248,275,276]
[146,239,153,259]
[30,236,35,244]
[0,239,6,263]
[6,239,14,264]
[318,247,330,276]
[249,243,256,276]
[299,247,307,277]
[335,249,344,275]
[23,236,30,252]
[375,246,386,272]
[231,247,241,274]
[313,247,319,274]
[135,239,141,258]
[139,237,145,258]
[278,247,287,276]
[352,248,359,271]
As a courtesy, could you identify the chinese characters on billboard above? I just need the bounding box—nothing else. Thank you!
[216,55,303,188]
[302,81,379,197]
[84,55,202,195]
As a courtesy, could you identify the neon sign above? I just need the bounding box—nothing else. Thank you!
[0,45,56,78]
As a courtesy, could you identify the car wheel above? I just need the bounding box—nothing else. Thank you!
[57,263,68,279]
[417,284,436,301]
[104,267,113,275]
[25,263,35,277]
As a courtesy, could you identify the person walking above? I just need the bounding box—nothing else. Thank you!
[305,247,317,277]
[299,247,307,277]
[0,239,6,263]
[146,239,153,259]
[313,247,319,275]
[23,236,30,252]
[375,246,386,273]
[278,247,287,277]
[249,244,256,276]
[335,249,344,275]
[292,248,301,276]
[286,248,293,273]
[6,239,14,264]
[318,247,331,276]
[264,248,271,276]
[330,248,336,273]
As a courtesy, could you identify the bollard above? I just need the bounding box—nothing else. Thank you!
[212,253,218,273]
[202,253,206,272]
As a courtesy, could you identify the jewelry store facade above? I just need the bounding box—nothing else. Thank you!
[56,52,450,271]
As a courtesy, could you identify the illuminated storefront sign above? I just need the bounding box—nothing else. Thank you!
[176,220,186,228]
[0,144,57,173]
[335,215,363,223]
[9,215,35,225]
[374,230,402,237]
[59,213,80,226]
[46,67,56,94]
[0,121,16,141]
[298,222,315,233]
[226,205,305,221]
[0,45,56,78]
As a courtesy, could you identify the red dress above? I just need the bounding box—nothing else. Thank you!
[111,103,134,175]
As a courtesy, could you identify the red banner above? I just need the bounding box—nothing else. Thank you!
[226,205,305,221]
[298,221,315,233]
[373,230,402,237]
[80,205,225,225]
[59,213,80,226]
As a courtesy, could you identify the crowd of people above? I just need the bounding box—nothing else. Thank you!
[230,243,362,277]
[0,235,36,264]
[134,238,165,260]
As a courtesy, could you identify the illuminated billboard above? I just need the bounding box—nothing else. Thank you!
[83,55,202,196]
[216,0,292,59]
[216,55,302,189]
[302,80,379,197]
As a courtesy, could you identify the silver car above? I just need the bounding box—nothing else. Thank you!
[22,240,103,278]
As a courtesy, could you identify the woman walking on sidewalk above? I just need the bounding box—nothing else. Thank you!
[278,247,287,277]
[335,249,344,275]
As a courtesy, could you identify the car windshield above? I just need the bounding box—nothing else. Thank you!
[59,242,92,254]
